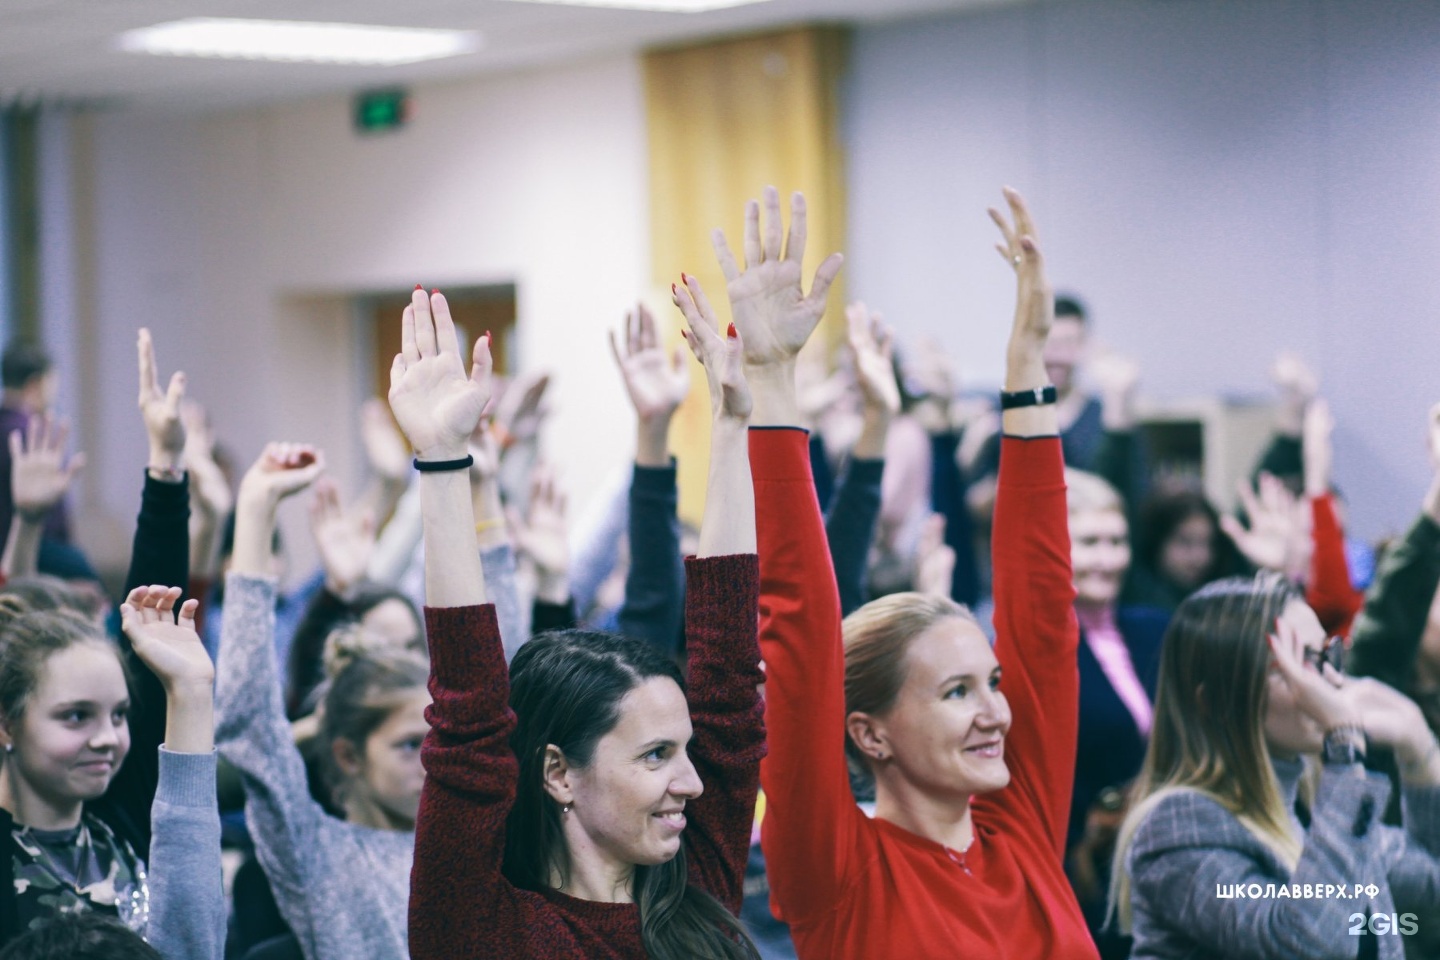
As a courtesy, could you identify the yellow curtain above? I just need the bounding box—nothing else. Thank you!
[644,26,849,525]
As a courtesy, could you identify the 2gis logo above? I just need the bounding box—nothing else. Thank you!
[1348,913,1419,937]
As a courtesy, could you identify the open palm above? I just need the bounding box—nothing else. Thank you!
[388,288,492,459]
[121,585,213,689]
[711,187,843,367]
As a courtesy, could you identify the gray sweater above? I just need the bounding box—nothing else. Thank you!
[216,574,414,960]
[147,748,225,960]
[1125,756,1440,959]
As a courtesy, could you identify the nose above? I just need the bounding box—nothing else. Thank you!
[670,752,704,800]
[973,687,1011,733]
[89,717,122,752]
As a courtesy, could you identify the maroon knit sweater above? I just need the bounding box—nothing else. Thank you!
[408,553,764,959]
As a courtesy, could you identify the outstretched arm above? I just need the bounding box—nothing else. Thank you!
[1301,399,1362,636]
[985,188,1078,860]
[1,415,84,580]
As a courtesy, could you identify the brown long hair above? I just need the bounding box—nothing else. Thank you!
[506,629,759,960]
[1109,574,1311,932]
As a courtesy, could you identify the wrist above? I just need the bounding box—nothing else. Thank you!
[535,570,569,606]
[635,417,672,468]
[148,445,184,474]
[1396,733,1440,770]
[415,444,469,463]
[236,485,281,517]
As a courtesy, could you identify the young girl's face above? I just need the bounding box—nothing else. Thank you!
[7,643,131,806]
[358,690,430,825]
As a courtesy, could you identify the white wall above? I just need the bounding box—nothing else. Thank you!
[845,0,1440,539]
[68,55,649,577]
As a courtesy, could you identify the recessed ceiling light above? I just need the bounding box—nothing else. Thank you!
[116,18,480,66]
[498,0,771,11]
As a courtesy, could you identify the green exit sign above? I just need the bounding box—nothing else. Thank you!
[355,89,409,133]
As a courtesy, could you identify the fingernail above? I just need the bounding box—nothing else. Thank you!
[485,329,492,341]
[727,323,737,339]
[679,329,689,341]
[415,284,423,291]
[681,272,690,285]
[671,283,678,295]
[430,288,440,296]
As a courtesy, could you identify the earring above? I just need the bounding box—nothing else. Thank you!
[875,752,886,761]
[562,803,572,815]
[3,744,11,754]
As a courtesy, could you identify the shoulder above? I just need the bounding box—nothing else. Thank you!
[1127,788,1267,862]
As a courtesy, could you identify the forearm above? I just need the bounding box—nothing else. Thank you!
[697,422,755,558]
[746,362,800,428]
[635,416,672,469]
[1002,349,1058,437]
[825,457,883,617]
[851,407,890,461]
[146,749,224,960]
[163,686,215,754]
[421,470,486,607]
[471,475,507,552]
[1399,735,1440,788]
[618,462,685,655]
[232,490,279,579]
[1,514,43,579]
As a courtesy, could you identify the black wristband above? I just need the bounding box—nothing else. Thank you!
[413,454,474,473]
[999,385,1057,410]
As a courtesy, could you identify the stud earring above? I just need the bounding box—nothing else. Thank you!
[562,803,572,815]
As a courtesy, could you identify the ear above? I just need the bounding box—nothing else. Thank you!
[540,744,576,806]
[845,710,890,763]
[331,737,364,779]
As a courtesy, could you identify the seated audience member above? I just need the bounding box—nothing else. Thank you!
[755,187,1098,958]
[1111,574,1440,959]
[403,264,763,957]
[216,444,429,960]
[0,341,68,553]
[1125,488,1236,613]
[1062,469,1169,960]
[0,911,162,960]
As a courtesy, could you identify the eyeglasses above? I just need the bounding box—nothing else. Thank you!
[1303,635,1345,674]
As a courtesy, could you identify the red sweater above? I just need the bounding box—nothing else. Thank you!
[754,428,1099,960]
[1307,493,1362,638]
[408,554,764,959]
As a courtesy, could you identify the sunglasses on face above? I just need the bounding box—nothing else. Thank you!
[1302,635,1346,674]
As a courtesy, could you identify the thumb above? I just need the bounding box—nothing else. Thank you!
[470,333,494,388]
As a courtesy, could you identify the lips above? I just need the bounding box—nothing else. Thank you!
[652,810,687,831]
[75,759,114,773]
[963,740,1003,759]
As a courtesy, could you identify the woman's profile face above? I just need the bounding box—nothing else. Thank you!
[563,676,702,870]
[876,618,1011,799]
[357,689,430,824]
[1160,512,1215,590]
[1070,507,1131,607]
[1263,600,1328,757]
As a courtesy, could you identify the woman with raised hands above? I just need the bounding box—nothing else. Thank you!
[216,442,428,960]
[403,284,762,959]
[740,186,1098,958]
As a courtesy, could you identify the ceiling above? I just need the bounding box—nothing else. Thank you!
[0,0,1017,113]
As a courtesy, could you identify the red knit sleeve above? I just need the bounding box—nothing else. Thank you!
[1307,494,1362,638]
[409,604,523,960]
[679,553,765,914]
[751,427,865,923]
[987,436,1079,861]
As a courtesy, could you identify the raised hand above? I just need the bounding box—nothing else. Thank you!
[710,186,844,369]
[137,328,186,476]
[988,187,1055,436]
[10,415,84,520]
[181,400,232,520]
[121,585,211,690]
[310,478,376,601]
[1302,398,1334,498]
[492,370,551,448]
[1090,349,1140,431]
[610,303,691,423]
[507,465,568,603]
[360,398,411,484]
[388,288,493,461]
[1220,472,1302,574]
[673,277,753,423]
[845,302,900,418]
[1343,676,1435,766]
[914,513,957,599]
[238,442,325,508]
[1271,352,1319,435]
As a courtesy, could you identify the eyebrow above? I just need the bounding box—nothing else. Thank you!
[937,667,1001,689]
[51,699,129,711]
[636,734,693,754]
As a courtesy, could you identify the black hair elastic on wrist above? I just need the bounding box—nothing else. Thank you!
[413,454,474,473]
[999,385,1057,410]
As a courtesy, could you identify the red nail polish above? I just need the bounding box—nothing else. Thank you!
[727,323,737,339]
[680,329,689,341]
[485,329,492,342]
[431,288,440,296]
[415,284,423,291]
[681,272,689,285]
[671,283,678,295]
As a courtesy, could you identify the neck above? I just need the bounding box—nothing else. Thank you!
[1075,600,1117,626]
[0,761,83,830]
[872,773,975,852]
[553,824,636,903]
[344,795,413,832]
[1,390,38,416]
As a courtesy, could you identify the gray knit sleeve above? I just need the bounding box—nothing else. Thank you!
[1126,766,1396,959]
[480,543,524,661]
[146,748,224,960]
[214,572,334,951]
[1385,783,1440,910]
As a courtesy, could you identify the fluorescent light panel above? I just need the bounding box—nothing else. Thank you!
[499,0,771,11]
[117,18,479,66]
